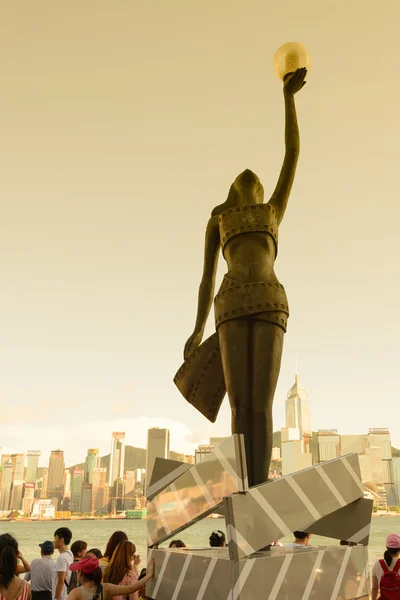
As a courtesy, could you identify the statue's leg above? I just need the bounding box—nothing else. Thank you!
[250,320,284,486]
[217,319,252,476]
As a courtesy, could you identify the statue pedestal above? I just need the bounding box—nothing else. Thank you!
[146,435,372,600]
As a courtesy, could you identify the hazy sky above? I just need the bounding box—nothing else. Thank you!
[1,1,399,467]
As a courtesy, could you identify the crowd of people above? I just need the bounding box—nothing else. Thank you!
[0,528,154,600]
[1,526,400,599]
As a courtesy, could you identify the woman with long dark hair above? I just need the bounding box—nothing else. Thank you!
[0,534,31,600]
[371,533,400,600]
[66,556,154,600]
[174,67,307,487]
[99,532,127,573]
[103,542,140,600]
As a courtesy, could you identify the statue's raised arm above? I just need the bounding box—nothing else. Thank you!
[268,67,307,224]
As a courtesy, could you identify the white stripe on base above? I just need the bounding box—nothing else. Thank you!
[347,524,370,543]
[300,550,325,600]
[171,554,192,600]
[151,552,171,599]
[329,546,352,600]
[226,524,255,558]
[316,466,347,507]
[190,467,216,511]
[268,554,293,600]
[213,445,240,487]
[196,557,218,600]
[169,483,191,525]
[342,457,364,493]
[229,559,255,600]
[250,488,292,537]
[147,462,191,499]
[286,476,321,521]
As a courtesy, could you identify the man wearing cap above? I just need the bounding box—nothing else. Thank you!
[25,541,55,600]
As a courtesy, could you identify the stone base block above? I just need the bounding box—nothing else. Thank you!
[146,544,370,600]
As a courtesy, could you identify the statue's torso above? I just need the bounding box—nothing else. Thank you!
[215,202,288,331]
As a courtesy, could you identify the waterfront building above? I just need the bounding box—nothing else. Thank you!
[40,468,48,499]
[285,374,311,444]
[124,471,135,510]
[0,462,13,511]
[92,468,107,512]
[340,435,366,456]
[318,430,340,462]
[26,451,40,484]
[47,450,65,509]
[10,454,25,482]
[109,433,125,486]
[145,428,170,493]
[10,481,24,511]
[63,469,71,510]
[195,445,214,464]
[81,483,92,513]
[85,449,99,484]
[272,447,281,460]
[22,482,35,514]
[393,456,400,505]
[70,469,84,512]
[281,440,312,476]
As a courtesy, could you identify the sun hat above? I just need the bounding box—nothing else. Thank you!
[70,556,99,573]
[386,534,400,548]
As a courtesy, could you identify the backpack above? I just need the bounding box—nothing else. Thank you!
[379,559,400,599]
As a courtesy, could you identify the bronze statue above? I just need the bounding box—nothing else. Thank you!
[174,67,307,487]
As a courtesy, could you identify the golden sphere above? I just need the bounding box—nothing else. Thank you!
[273,42,311,81]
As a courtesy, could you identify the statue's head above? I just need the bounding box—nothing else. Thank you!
[231,169,264,206]
[211,169,263,217]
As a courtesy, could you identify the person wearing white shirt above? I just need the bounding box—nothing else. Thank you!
[286,531,312,548]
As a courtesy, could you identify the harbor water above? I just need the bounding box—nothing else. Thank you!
[1,515,400,570]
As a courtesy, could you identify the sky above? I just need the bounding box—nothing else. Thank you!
[1,0,399,468]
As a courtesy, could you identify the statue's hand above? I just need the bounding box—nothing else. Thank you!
[184,331,203,360]
[283,67,307,95]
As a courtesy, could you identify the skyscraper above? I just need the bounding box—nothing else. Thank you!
[109,433,125,485]
[10,454,25,482]
[47,450,65,509]
[26,451,40,484]
[0,462,13,511]
[70,469,84,512]
[40,469,49,499]
[92,468,107,512]
[145,428,170,492]
[10,481,24,511]
[124,471,136,510]
[285,374,311,442]
[85,449,99,484]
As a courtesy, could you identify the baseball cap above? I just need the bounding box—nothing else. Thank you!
[70,556,99,574]
[39,541,54,554]
[386,534,400,548]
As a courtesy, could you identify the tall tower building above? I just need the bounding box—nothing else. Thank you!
[10,454,25,482]
[70,469,84,512]
[285,374,311,443]
[92,468,107,512]
[0,462,13,511]
[26,451,40,484]
[10,481,24,511]
[85,449,99,484]
[124,471,136,510]
[47,450,65,509]
[145,428,170,493]
[109,433,125,485]
[40,469,49,499]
